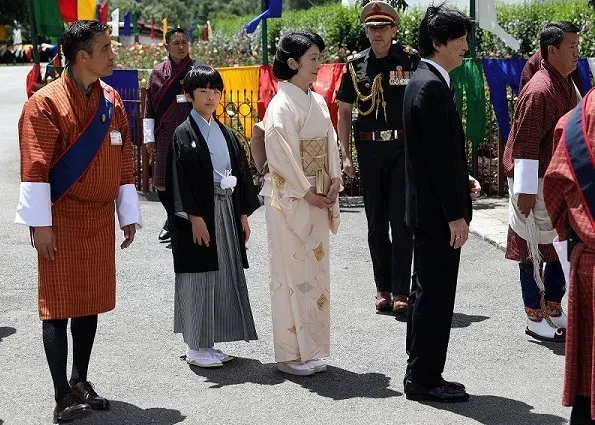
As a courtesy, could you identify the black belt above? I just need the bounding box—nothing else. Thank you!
[358,129,404,141]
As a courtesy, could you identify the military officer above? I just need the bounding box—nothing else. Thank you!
[336,0,419,315]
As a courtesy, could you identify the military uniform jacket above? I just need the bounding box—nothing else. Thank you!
[337,43,420,133]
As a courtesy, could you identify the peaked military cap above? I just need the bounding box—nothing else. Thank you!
[360,1,400,27]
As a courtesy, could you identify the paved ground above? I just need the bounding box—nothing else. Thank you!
[0,66,570,425]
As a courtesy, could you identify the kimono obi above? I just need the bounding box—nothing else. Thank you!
[300,137,328,194]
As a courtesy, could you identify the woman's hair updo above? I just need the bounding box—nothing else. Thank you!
[272,31,325,80]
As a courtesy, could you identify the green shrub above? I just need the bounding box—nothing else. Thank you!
[210,0,594,61]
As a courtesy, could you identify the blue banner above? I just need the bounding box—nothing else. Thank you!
[245,0,282,34]
[123,11,131,36]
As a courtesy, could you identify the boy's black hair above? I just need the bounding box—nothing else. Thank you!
[183,65,224,97]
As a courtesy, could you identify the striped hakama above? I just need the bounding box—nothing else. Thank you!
[174,187,257,349]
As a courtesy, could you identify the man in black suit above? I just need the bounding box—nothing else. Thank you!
[402,4,481,403]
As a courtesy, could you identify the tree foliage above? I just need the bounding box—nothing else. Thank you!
[0,0,29,26]
[108,0,342,27]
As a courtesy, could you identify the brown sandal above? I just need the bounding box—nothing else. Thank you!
[375,292,392,311]
[392,295,408,314]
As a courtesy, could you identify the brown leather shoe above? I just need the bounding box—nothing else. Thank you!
[53,393,91,423]
[392,295,408,314]
[71,381,110,411]
[375,291,392,311]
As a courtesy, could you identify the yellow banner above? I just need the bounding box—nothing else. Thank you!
[77,0,96,20]
[215,66,259,139]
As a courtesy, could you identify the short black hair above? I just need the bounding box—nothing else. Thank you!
[540,21,580,60]
[418,3,471,58]
[61,20,110,63]
[272,31,325,81]
[165,27,186,44]
[183,65,224,97]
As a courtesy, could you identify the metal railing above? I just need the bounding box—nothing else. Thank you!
[121,85,510,197]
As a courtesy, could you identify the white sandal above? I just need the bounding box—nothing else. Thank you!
[185,348,223,368]
[206,348,233,363]
[306,359,328,373]
[276,361,315,376]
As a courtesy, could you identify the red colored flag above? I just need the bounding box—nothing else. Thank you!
[26,63,41,98]
[257,63,343,128]
[99,2,108,24]
[58,0,77,22]
[312,63,344,129]
[150,17,155,39]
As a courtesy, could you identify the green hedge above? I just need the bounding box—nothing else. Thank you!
[211,0,594,60]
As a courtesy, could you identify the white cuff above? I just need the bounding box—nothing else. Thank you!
[143,118,155,144]
[553,236,570,284]
[15,182,52,226]
[116,184,143,229]
[513,159,539,194]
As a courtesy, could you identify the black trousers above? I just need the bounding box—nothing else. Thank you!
[357,140,413,296]
[406,226,461,387]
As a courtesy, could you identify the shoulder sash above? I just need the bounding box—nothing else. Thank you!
[49,87,115,204]
[563,95,595,227]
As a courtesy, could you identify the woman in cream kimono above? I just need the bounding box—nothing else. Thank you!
[260,31,342,376]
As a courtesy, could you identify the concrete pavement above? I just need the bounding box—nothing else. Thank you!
[0,66,569,425]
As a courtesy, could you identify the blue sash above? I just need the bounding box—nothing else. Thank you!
[564,98,595,221]
[49,88,114,204]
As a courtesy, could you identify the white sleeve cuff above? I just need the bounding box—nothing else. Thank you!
[513,158,539,194]
[143,118,155,144]
[116,184,143,229]
[553,236,570,284]
[15,182,52,226]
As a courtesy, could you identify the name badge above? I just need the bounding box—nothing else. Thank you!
[176,94,188,103]
[110,130,123,145]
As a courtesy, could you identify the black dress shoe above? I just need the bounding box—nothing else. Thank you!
[71,381,110,411]
[404,375,466,392]
[53,393,91,423]
[158,228,170,242]
[442,379,466,391]
[404,379,470,403]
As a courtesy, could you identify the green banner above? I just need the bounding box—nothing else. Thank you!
[32,0,64,37]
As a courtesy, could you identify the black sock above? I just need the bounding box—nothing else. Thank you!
[42,319,70,402]
[69,315,98,386]
[157,190,169,231]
